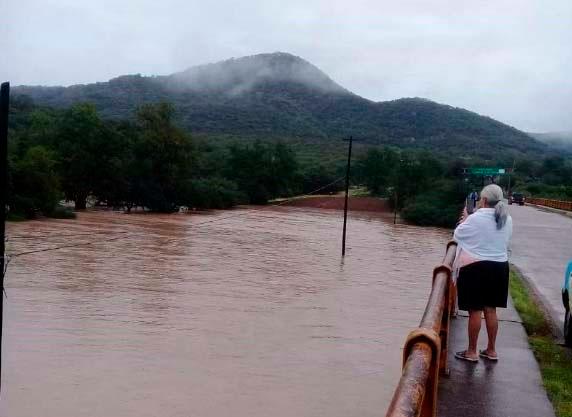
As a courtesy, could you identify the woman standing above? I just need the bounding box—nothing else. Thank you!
[453,184,513,362]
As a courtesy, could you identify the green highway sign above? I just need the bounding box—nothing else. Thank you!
[467,167,506,175]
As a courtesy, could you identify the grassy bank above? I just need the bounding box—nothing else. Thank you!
[509,269,572,417]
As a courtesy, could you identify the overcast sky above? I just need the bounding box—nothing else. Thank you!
[1,0,571,132]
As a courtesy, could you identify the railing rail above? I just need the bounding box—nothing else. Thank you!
[526,197,572,212]
[385,241,457,417]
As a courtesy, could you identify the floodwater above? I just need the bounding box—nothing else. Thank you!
[2,207,449,417]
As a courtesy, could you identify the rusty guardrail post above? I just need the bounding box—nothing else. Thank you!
[436,241,456,376]
[433,263,452,376]
[385,241,457,417]
[403,329,441,417]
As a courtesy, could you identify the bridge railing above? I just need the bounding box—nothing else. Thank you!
[526,197,572,211]
[385,241,457,417]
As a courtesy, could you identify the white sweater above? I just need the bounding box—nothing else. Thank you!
[453,208,512,262]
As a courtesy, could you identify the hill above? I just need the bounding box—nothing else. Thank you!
[13,52,547,158]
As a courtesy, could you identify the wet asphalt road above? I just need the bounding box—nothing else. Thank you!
[508,204,572,334]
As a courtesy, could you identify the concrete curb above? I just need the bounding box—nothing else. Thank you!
[510,263,564,341]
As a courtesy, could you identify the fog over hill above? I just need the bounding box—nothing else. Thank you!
[165,52,348,95]
[530,131,572,154]
[13,52,547,157]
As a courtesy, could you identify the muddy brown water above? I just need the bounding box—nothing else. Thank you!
[2,207,449,417]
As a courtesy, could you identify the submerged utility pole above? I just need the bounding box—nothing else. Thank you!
[393,190,398,225]
[0,82,9,393]
[342,136,353,257]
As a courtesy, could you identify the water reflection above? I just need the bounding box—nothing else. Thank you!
[2,207,449,417]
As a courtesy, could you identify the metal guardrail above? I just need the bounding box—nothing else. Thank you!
[526,198,572,212]
[385,241,457,417]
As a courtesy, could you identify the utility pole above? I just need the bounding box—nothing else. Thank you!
[341,136,353,257]
[394,159,405,224]
[0,82,10,393]
[507,159,516,196]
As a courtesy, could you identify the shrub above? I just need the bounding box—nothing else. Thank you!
[178,178,246,209]
[401,180,465,228]
[47,205,77,219]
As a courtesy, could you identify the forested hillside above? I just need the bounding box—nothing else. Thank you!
[13,52,546,158]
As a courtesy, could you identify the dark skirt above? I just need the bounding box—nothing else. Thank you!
[457,260,509,311]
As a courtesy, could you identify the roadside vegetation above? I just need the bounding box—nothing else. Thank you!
[505,158,572,201]
[509,268,572,417]
[354,147,468,227]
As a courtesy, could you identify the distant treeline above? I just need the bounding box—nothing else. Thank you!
[7,97,572,226]
[355,148,467,227]
[504,158,572,201]
[354,146,572,227]
[7,98,342,219]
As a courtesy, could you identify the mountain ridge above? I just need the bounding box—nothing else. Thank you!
[12,52,547,157]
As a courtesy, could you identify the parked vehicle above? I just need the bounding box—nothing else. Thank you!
[562,260,572,346]
[509,192,525,206]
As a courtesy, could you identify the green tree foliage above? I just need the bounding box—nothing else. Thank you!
[7,95,571,225]
[127,102,196,212]
[178,178,245,209]
[400,180,466,228]
[357,147,464,227]
[497,156,572,201]
[52,103,119,209]
[299,164,342,194]
[225,141,299,204]
[6,100,304,217]
[355,147,399,195]
[541,157,572,185]
[8,146,61,218]
[392,152,443,209]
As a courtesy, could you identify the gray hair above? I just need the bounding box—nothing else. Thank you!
[481,184,508,229]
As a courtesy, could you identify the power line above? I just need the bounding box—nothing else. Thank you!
[8,233,131,259]
[184,176,345,228]
[7,230,127,240]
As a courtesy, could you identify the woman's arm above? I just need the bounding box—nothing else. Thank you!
[453,213,478,244]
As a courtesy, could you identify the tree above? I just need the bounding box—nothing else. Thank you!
[356,147,399,195]
[300,164,341,194]
[55,103,108,209]
[9,146,61,217]
[130,102,196,212]
[225,141,299,204]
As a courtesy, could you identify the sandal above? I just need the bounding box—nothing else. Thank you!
[455,350,479,362]
[479,350,499,361]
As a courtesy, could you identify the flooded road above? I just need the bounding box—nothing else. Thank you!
[2,207,449,417]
